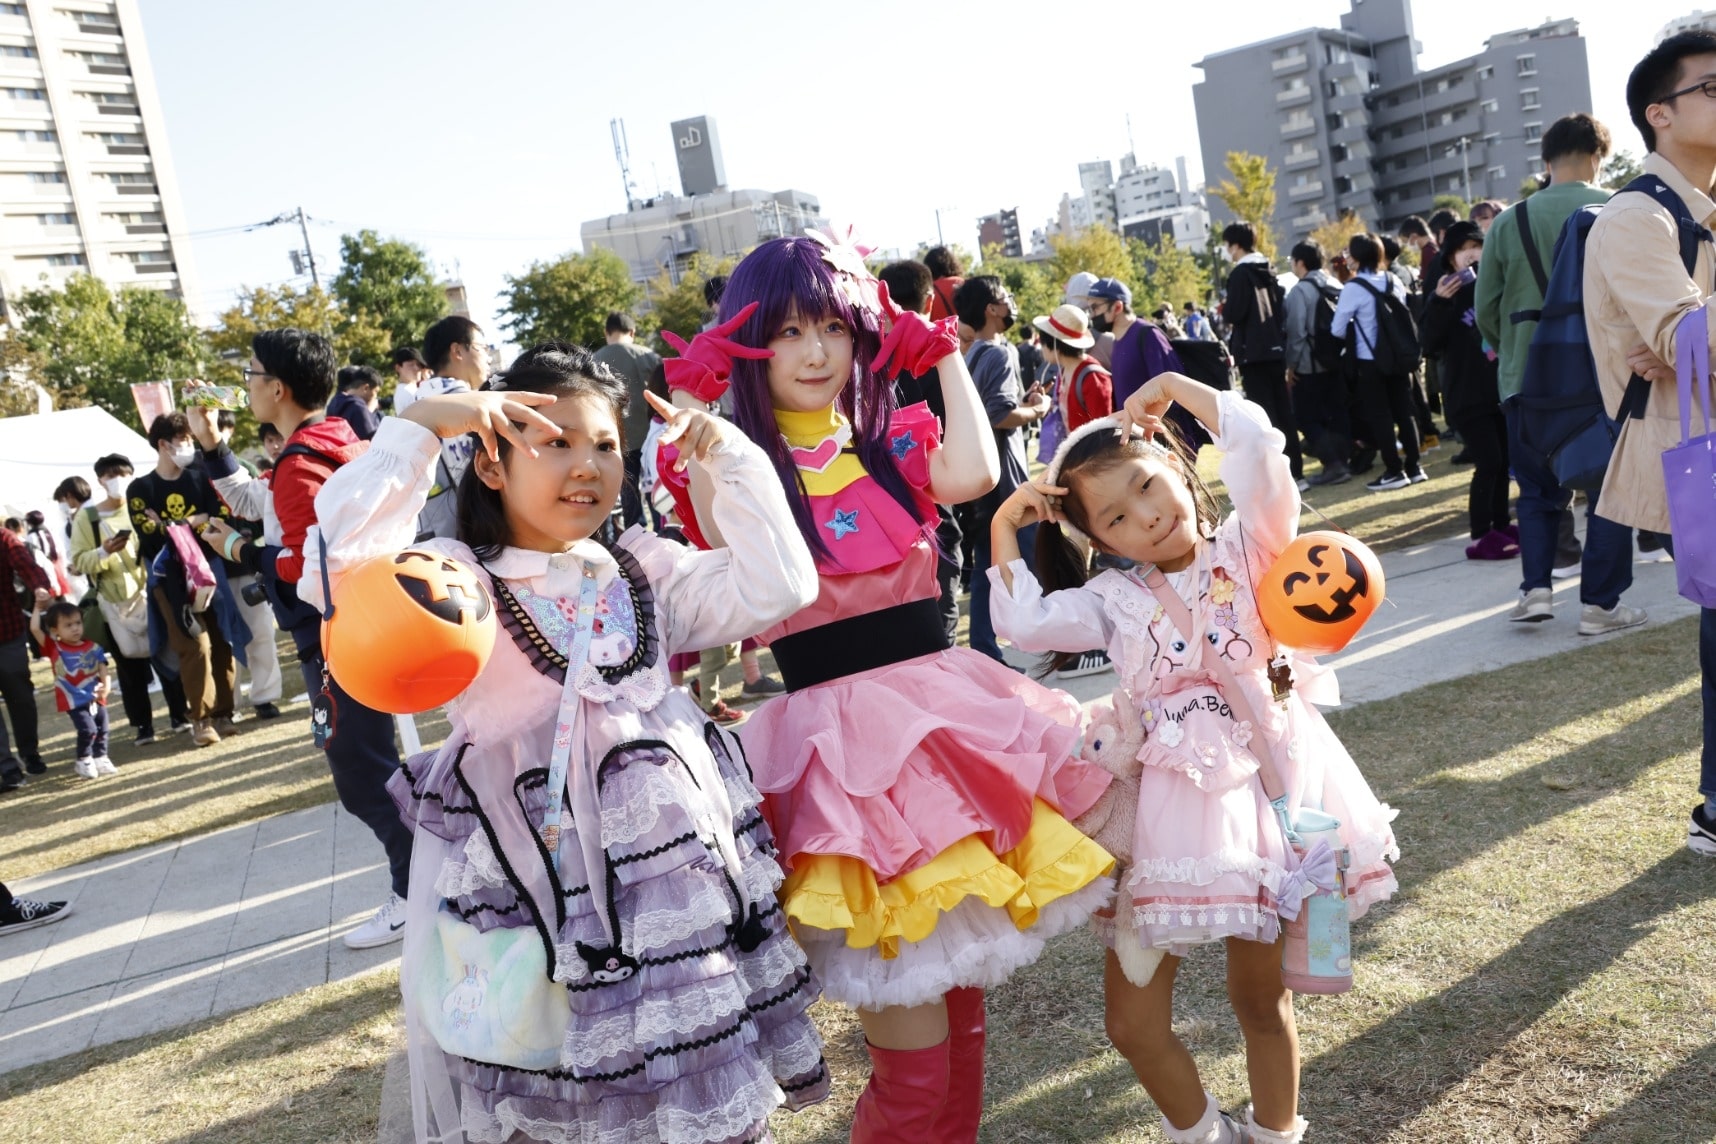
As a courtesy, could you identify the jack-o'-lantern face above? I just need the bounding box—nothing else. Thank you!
[1255,533,1386,655]
[392,550,492,627]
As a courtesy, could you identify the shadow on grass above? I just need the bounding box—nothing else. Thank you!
[1578,1039,1716,1143]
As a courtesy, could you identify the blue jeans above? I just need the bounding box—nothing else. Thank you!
[68,703,109,760]
[299,655,413,899]
[969,519,1035,662]
[1503,403,1633,608]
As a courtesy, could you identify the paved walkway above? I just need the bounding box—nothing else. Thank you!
[0,529,1697,1077]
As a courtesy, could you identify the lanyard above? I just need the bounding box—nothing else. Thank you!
[539,562,600,871]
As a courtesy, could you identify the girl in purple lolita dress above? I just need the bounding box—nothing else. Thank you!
[304,347,829,1144]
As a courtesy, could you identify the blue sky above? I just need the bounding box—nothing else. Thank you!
[139,0,1660,345]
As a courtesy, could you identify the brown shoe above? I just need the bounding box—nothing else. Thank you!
[191,719,221,747]
[213,716,238,737]
[704,700,747,727]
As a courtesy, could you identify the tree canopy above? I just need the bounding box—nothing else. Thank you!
[330,230,447,361]
[641,254,735,354]
[499,248,640,349]
[1212,152,1278,263]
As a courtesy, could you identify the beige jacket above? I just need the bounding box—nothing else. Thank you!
[1585,151,1716,533]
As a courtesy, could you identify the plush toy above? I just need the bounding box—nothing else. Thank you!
[1073,687,1146,863]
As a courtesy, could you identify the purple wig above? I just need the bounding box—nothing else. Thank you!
[720,236,929,563]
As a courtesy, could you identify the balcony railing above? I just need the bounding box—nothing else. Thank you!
[1276,86,1312,107]
[1284,150,1320,170]
[1272,52,1308,75]
[1287,180,1325,200]
[1280,119,1316,140]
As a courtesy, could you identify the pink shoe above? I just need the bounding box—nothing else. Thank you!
[1466,529,1520,561]
[850,1038,950,1142]
[932,988,986,1142]
[1502,523,1519,542]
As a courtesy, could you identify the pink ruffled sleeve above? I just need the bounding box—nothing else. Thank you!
[887,402,941,516]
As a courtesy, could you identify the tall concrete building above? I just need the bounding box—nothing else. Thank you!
[0,0,197,317]
[1193,0,1593,243]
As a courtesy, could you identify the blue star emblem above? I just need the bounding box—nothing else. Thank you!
[889,430,916,460]
[825,507,860,540]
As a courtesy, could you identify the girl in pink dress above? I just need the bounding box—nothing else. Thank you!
[988,372,1399,1144]
[660,234,1115,1142]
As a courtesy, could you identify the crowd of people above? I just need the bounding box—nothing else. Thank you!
[1,29,1713,1144]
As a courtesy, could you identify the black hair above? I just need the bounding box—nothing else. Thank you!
[1031,420,1221,674]
[94,453,132,479]
[952,275,1007,331]
[43,600,82,631]
[1291,240,1324,271]
[337,364,381,392]
[1397,215,1430,239]
[1428,209,1460,236]
[146,411,191,449]
[1183,300,1199,311]
[1349,233,1384,271]
[390,345,426,368]
[877,259,934,315]
[604,310,636,336]
[253,328,335,411]
[1542,112,1612,165]
[3,518,18,533]
[1043,333,1084,360]
[258,422,283,440]
[1221,222,1257,252]
[216,408,237,431]
[702,276,729,310]
[424,315,483,372]
[456,342,629,560]
[923,246,961,280]
[1628,31,1716,151]
[1380,234,1403,263]
[54,475,90,504]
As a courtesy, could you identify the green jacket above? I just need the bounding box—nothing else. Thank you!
[1475,180,1612,400]
[68,503,145,604]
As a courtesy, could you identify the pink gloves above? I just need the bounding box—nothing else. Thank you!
[870,280,960,381]
[661,302,773,405]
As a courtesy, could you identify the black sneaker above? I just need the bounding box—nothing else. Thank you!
[1407,467,1430,484]
[254,702,281,720]
[134,728,156,747]
[0,897,70,935]
[1366,471,1410,492]
[1057,649,1114,679]
[169,720,193,735]
[1305,466,1352,487]
[740,676,785,698]
[1691,804,1716,857]
[1450,449,1473,465]
[0,768,23,793]
[23,757,45,776]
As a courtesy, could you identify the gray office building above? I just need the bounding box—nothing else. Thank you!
[1193,0,1593,243]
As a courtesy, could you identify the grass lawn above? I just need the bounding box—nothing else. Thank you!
[4,615,1709,1142]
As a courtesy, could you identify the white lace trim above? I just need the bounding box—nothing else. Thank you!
[737,930,807,995]
[724,773,762,817]
[740,849,784,899]
[1090,573,1154,683]
[1126,848,1292,895]
[562,980,749,1068]
[464,1069,781,1144]
[575,659,670,712]
[601,768,685,847]
[762,1022,826,1080]
[434,829,509,898]
[1132,901,1274,935]
[624,878,733,955]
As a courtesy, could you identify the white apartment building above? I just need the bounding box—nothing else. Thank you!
[0,0,196,317]
[1659,11,1716,41]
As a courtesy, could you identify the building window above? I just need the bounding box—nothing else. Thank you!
[1335,175,1354,194]
[1521,89,1541,110]
[1487,165,1506,180]
[87,131,139,145]
[1477,65,1494,80]
[122,250,171,263]
[0,4,26,14]
[1331,143,1349,162]
[105,171,152,184]
[1483,132,1501,146]
[0,44,37,58]
[1524,122,1543,143]
[38,253,85,267]
[36,212,75,224]
[27,171,67,183]
[1327,112,1344,131]
[84,91,134,105]
[1481,98,1498,113]
[12,128,56,141]
[5,85,45,99]
[1517,54,1537,76]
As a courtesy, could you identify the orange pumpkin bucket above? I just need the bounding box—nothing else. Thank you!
[1254,533,1385,655]
[323,550,497,714]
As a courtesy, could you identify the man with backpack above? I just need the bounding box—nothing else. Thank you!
[1284,240,1351,485]
[1585,31,1716,856]
[1475,112,1639,628]
[1221,222,1306,487]
[193,328,414,946]
[1330,233,1425,490]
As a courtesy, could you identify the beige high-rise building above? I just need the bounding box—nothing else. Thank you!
[0,0,196,318]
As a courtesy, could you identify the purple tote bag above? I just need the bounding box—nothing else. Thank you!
[1663,307,1716,607]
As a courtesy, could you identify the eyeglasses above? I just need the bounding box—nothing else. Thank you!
[240,367,274,383]
[1659,78,1716,104]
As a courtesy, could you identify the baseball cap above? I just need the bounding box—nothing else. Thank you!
[1063,271,1098,303]
[1085,277,1132,306]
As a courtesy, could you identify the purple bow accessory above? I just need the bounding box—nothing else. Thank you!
[1275,839,1339,922]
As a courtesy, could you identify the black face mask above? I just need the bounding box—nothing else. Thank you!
[999,305,1017,331]
[1089,311,1113,334]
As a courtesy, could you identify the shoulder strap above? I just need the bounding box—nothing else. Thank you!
[1069,361,1098,416]
[1514,197,1549,295]
[1623,174,1711,279]
[1352,277,1383,299]
[280,441,342,468]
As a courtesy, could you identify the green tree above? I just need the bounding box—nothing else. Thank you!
[207,282,389,385]
[1519,174,1543,200]
[1601,150,1644,191]
[641,254,735,353]
[976,246,1057,334]
[1212,152,1279,262]
[1046,227,1132,291]
[330,230,448,362]
[8,275,204,426]
[500,247,640,349]
[1308,212,1371,262]
[1431,194,1469,218]
[1127,234,1207,317]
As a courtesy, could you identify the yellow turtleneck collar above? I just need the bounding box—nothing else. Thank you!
[774,404,846,447]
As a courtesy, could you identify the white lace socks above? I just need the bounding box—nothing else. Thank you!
[1158,1093,1310,1144]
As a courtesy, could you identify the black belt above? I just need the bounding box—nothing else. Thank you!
[768,597,951,692]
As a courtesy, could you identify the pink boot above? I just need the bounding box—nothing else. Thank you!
[932,988,987,1141]
[849,1038,950,1143]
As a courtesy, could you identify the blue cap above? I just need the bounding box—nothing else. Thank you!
[1085,277,1132,306]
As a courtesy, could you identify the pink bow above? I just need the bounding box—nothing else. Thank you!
[1156,665,1223,697]
[1274,839,1339,921]
[661,301,773,405]
[870,280,960,380]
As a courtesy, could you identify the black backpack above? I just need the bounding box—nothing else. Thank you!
[1309,281,1346,373]
[1169,337,1234,391]
[1349,277,1422,375]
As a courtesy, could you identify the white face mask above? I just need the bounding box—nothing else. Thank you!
[58,501,73,521]
[169,443,196,468]
[102,477,126,499]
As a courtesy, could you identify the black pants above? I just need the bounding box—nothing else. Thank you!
[68,703,109,760]
[1454,410,1510,537]
[621,448,644,530]
[0,635,40,774]
[1354,361,1421,475]
[1238,360,1303,479]
[1292,370,1352,470]
[933,507,962,644]
[112,650,188,735]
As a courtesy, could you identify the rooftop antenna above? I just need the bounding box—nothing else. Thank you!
[611,118,637,211]
[1126,112,1136,159]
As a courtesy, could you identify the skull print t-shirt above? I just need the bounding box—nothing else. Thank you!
[125,468,243,575]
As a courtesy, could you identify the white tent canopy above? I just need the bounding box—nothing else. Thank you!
[0,405,154,524]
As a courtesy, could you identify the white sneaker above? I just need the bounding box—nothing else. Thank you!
[93,756,117,776]
[74,758,99,779]
[1551,561,1581,579]
[344,892,407,949]
[1508,588,1553,623]
[1578,603,1647,636]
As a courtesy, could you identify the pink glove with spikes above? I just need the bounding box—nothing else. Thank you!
[870,280,960,381]
[661,301,773,405]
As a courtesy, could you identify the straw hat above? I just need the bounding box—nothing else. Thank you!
[1033,303,1096,349]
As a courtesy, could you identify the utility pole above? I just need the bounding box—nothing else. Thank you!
[295,205,319,289]
[1457,138,1472,207]
[935,208,944,247]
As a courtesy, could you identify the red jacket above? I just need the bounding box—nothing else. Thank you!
[271,415,368,584]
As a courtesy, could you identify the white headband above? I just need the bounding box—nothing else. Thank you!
[1042,414,1170,488]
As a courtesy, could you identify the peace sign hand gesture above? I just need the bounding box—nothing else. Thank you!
[645,390,728,473]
